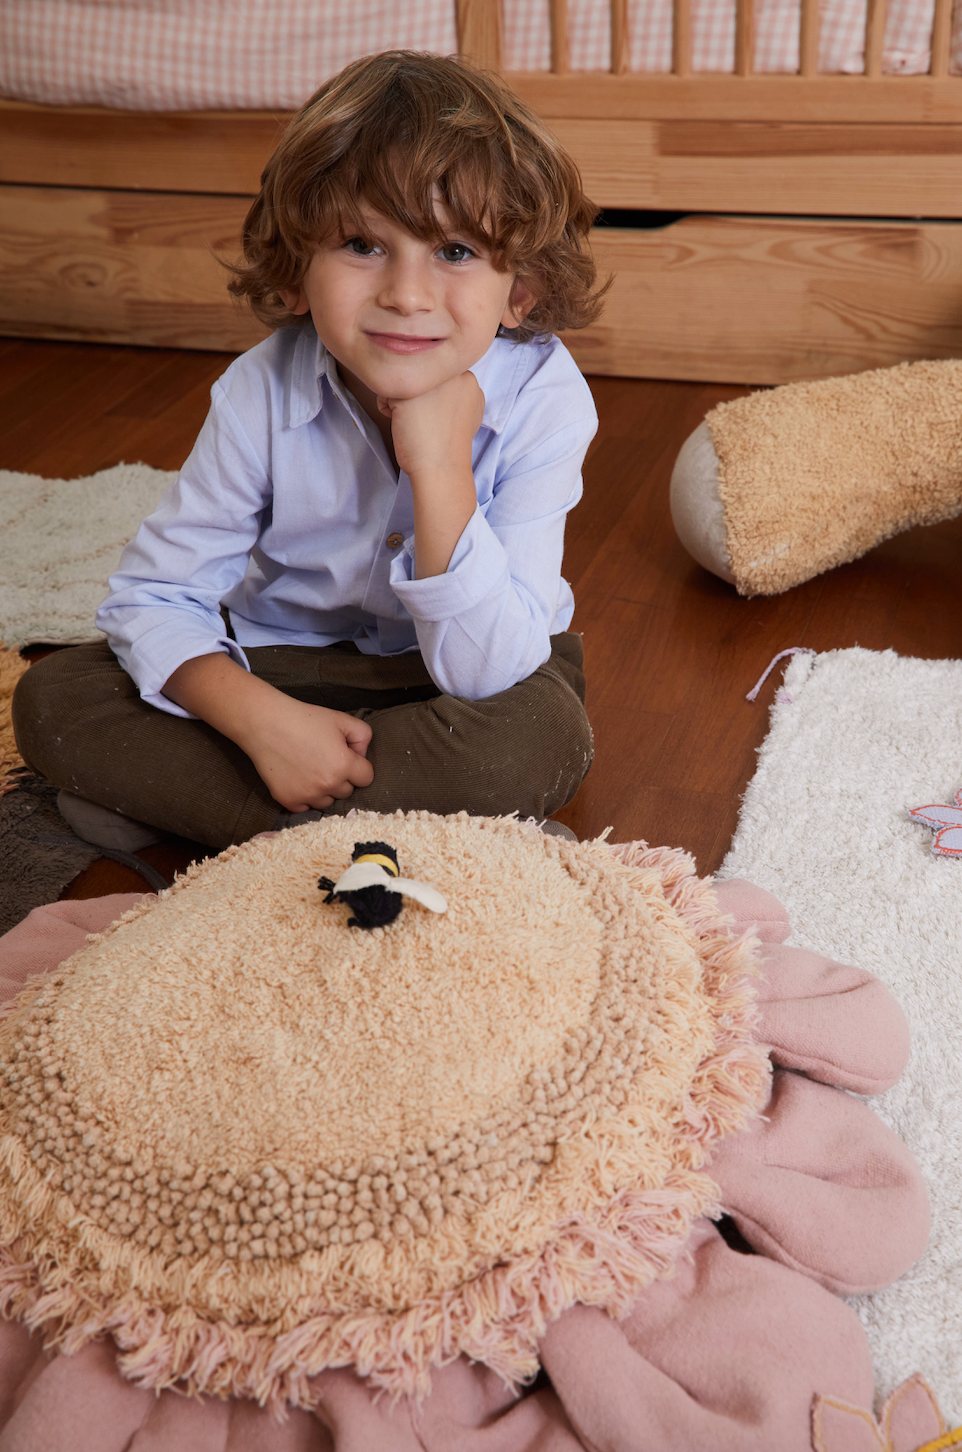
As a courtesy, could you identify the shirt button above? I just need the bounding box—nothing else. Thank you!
[386,533,404,549]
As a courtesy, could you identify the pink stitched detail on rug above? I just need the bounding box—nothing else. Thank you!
[812,1371,961,1452]
[907,789,962,856]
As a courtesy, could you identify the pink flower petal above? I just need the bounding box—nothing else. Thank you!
[933,826,962,856]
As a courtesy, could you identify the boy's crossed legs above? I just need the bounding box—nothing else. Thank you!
[12,637,591,852]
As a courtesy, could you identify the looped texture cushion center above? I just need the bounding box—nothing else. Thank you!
[0,811,768,1406]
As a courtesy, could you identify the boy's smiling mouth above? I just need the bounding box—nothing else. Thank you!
[366,332,446,354]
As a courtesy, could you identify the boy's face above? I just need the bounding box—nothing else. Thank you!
[280,203,533,411]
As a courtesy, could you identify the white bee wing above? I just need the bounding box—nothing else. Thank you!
[330,862,447,913]
[393,878,448,913]
[331,862,395,892]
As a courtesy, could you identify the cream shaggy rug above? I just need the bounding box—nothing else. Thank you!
[0,463,175,647]
[721,646,962,1422]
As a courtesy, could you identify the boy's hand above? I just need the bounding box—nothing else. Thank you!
[163,654,374,812]
[240,695,374,812]
[377,370,484,480]
[378,371,483,579]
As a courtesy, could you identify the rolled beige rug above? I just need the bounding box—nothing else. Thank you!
[670,359,962,596]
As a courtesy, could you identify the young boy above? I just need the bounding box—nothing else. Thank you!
[13,51,603,853]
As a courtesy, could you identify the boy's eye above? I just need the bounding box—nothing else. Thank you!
[438,242,474,264]
[344,237,381,257]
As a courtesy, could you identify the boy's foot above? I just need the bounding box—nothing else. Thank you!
[538,819,578,842]
[56,790,166,852]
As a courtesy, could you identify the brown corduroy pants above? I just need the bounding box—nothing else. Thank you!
[13,636,592,851]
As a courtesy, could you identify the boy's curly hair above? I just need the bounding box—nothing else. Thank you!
[228,51,605,343]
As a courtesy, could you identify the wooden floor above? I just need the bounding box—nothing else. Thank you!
[4,334,962,899]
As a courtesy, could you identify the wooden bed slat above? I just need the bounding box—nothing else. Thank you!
[735,0,755,76]
[7,74,962,161]
[930,0,953,77]
[673,0,693,77]
[550,0,570,74]
[455,0,504,70]
[611,0,629,75]
[0,102,280,195]
[799,0,820,76]
[547,115,962,214]
[509,72,962,123]
[6,102,962,217]
[864,0,887,77]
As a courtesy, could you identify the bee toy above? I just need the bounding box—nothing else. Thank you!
[318,841,447,929]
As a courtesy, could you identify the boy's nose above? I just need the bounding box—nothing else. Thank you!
[377,259,434,315]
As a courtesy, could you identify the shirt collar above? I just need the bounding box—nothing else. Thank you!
[286,325,328,430]
[286,325,524,436]
[469,336,526,436]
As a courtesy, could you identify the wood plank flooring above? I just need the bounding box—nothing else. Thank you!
[3,335,960,900]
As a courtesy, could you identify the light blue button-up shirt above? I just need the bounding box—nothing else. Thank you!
[97,325,598,712]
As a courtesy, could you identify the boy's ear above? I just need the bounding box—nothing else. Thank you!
[279,285,312,317]
[501,280,536,331]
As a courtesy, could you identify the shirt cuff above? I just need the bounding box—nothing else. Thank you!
[388,510,507,622]
[122,624,250,717]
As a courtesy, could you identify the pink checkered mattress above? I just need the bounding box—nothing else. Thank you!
[0,0,957,112]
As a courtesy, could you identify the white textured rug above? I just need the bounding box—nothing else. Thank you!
[721,646,962,1422]
[0,463,175,647]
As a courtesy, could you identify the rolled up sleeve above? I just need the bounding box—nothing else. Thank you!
[390,414,596,699]
[95,386,269,716]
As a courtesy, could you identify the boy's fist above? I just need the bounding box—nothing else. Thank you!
[377,370,484,480]
[244,698,374,812]
[163,654,375,813]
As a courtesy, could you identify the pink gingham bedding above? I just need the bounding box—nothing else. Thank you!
[0,0,956,113]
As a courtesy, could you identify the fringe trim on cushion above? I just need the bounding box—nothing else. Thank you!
[603,839,770,1156]
[0,839,769,1411]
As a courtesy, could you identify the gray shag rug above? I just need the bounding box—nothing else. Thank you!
[0,775,100,934]
[0,775,168,935]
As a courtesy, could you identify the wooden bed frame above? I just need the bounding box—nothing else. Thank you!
[3,0,962,384]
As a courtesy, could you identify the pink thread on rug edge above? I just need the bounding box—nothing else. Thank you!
[746,648,816,703]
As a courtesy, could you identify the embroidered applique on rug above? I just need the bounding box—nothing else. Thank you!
[721,645,962,1424]
[0,463,175,649]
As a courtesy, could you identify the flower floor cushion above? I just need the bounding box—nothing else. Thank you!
[0,811,770,1410]
[0,842,938,1449]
